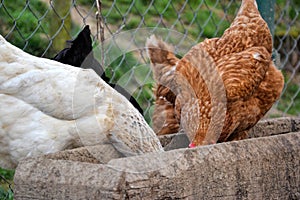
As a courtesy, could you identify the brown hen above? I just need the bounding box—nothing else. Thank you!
[149,40,180,135]
[147,0,284,146]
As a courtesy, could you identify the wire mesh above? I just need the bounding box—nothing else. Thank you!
[0,0,299,197]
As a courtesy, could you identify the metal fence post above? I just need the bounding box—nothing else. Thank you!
[257,0,278,62]
[256,0,275,37]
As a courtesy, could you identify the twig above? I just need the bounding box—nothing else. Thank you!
[96,0,105,68]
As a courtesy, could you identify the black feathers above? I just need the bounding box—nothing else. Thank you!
[53,25,143,115]
[53,26,92,66]
[52,25,106,78]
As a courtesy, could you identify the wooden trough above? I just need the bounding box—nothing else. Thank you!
[14,117,300,199]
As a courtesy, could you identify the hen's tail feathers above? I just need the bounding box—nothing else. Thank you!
[146,35,179,84]
[146,35,177,65]
[53,25,93,67]
[52,25,106,78]
[146,35,180,135]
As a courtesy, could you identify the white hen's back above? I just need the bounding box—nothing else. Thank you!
[0,35,163,169]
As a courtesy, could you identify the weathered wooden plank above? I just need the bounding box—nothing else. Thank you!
[14,118,300,199]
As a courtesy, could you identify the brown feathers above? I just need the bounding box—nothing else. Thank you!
[147,37,180,135]
[147,0,284,146]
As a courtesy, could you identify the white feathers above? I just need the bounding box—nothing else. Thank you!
[0,35,163,169]
[254,0,258,8]
[163,65,177,78]
[252,52,261,60]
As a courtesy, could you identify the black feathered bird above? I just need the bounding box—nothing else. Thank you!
[53,25,143,114]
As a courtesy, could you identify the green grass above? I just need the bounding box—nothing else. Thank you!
[277,85,300,115]
[99,0,232,39]
[277,72,300,115]
[0,0,51,56]
[0,168,14,200]
[275,0,300,37]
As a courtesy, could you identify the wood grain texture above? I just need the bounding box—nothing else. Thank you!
[14,118,300,200]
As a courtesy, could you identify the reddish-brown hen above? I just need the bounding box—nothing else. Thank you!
[147,0,284,146]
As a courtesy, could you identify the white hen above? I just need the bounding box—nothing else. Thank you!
[0,35,163,169]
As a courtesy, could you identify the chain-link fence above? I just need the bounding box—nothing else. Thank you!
[0,0,299,198]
